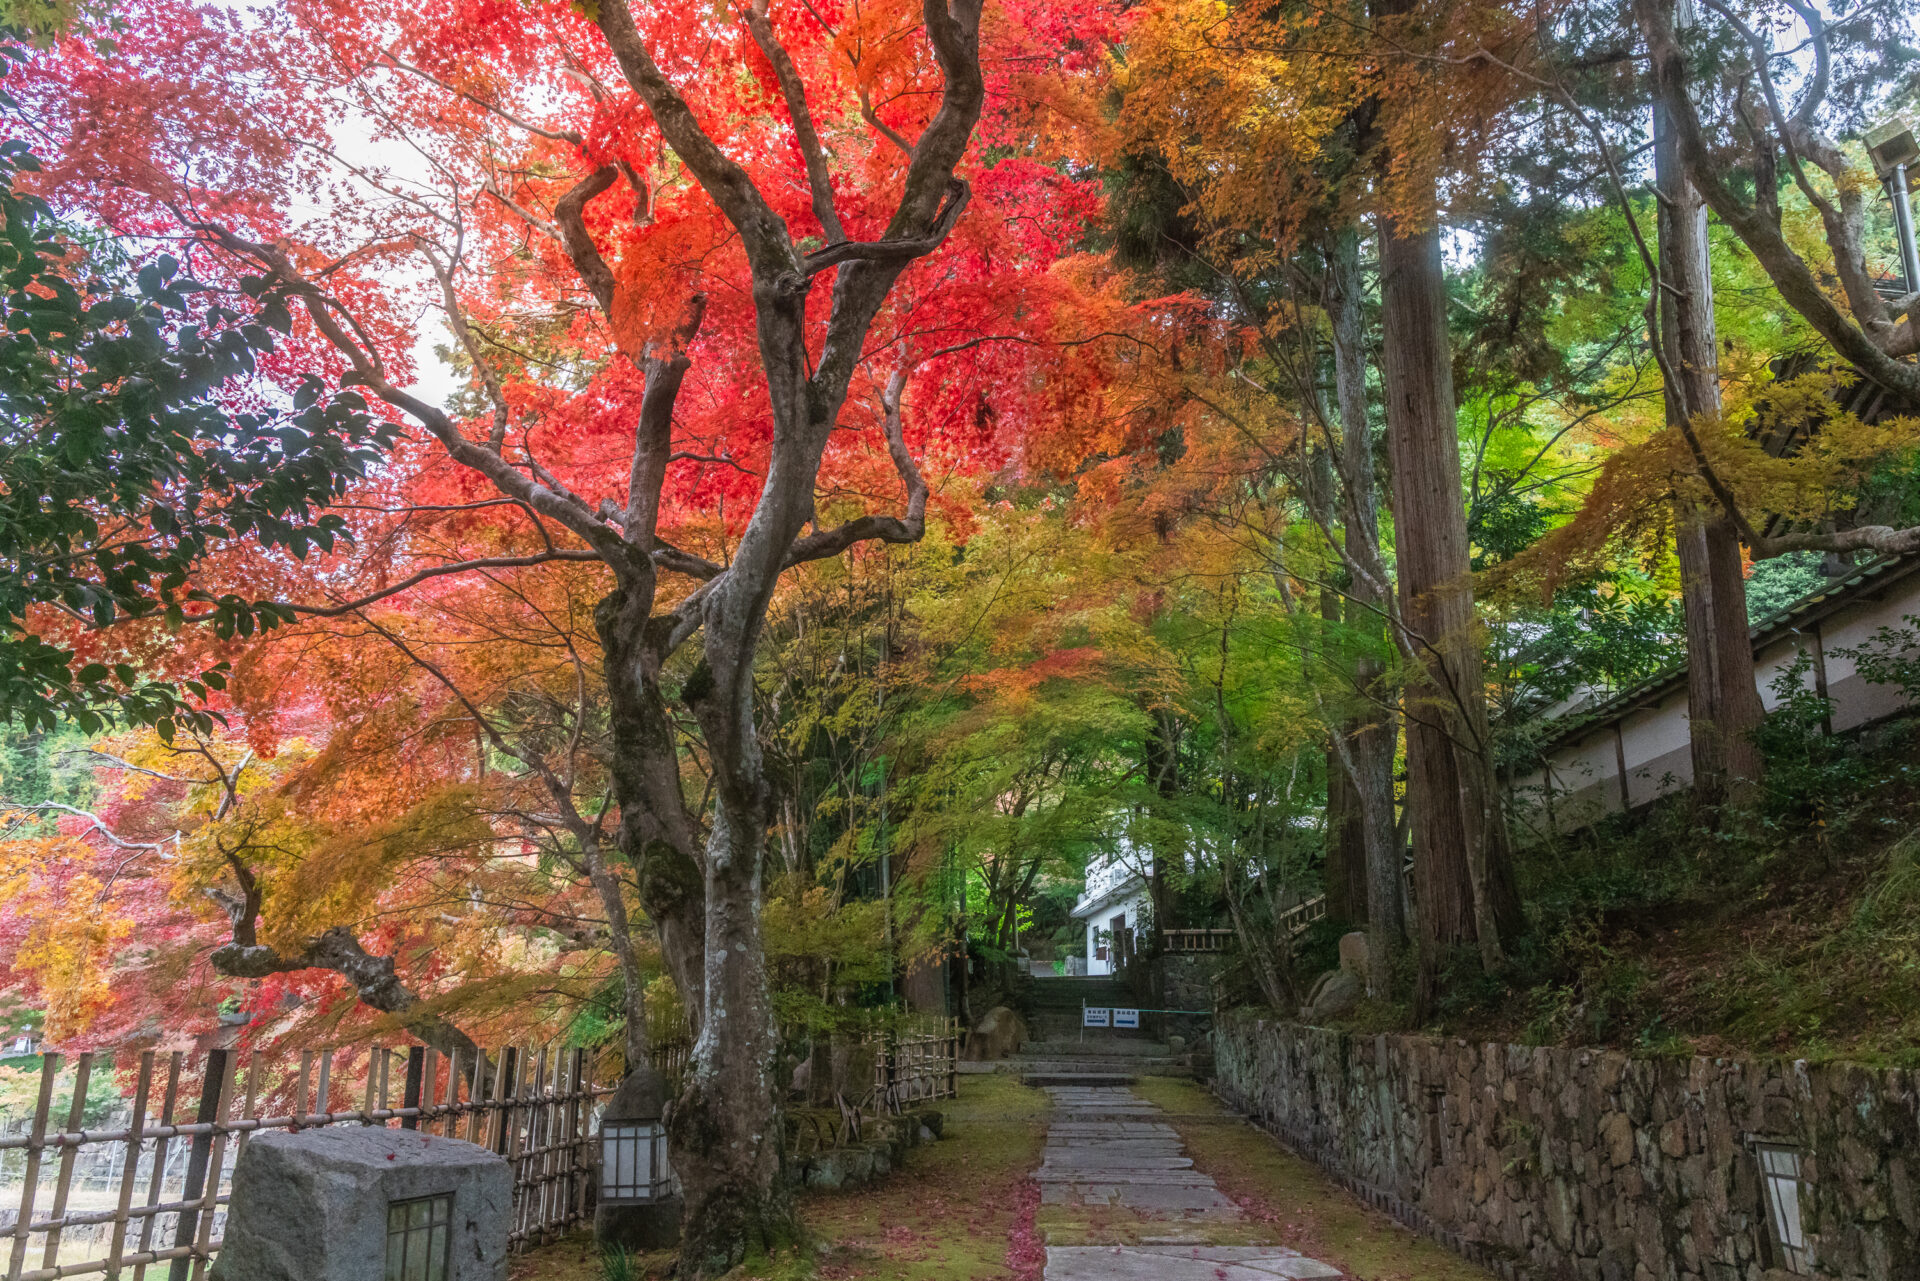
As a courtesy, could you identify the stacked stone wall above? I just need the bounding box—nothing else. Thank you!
[1146,954,1218,1042]
[1211,1015,1920,1280]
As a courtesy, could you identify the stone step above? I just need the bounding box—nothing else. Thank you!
[1020,1070,1139,1087]
[1027,995,1135,1011]
[1012,1059,1194,1078]
[1024,980,1136,1006]
[1021,1039,1171,1057]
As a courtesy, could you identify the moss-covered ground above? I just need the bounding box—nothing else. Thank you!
[1126,1076,1492,1281]
[511,1073,1048,1281]
[514,1071,1511,1280]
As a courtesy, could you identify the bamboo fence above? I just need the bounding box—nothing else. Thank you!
[870,1019,960,1112]
[0,1042,611,1281]
[1,1022,960,1279]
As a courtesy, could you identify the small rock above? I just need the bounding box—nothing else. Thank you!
[1338,931,1369,976]
[806,1151,850,1190]
[1602,1111,1633,1168]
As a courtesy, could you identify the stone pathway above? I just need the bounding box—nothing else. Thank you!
[1036,1085,1343,1280]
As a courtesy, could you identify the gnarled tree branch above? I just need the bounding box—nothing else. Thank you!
[742,0,844,243]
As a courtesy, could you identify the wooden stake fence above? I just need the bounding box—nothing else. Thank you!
[870,1019,960,1112]
[2,1022,962,1280]
[0,1044,612,1281]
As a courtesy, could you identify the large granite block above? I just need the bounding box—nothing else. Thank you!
[210,1128,510,1281]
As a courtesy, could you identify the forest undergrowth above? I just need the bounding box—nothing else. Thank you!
[1317,702,1920,1067]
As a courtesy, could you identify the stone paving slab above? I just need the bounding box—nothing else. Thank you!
[1040,1183,1239,1214]
[1046,1246,1343,1279]
[1036,1086,1344,1277]
[1038,1156,1194,1172]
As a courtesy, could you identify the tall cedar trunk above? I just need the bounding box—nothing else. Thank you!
[1312,441,1367,927]
[1653,96,1766,810]
[1378,211,1518,1008]
[1143,710,1182,934]
[1323,735,1368,923]
[1326,225,1405,996]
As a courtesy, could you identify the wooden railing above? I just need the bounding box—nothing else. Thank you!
[0,1042,613,1280]
[1160,899,1326,955]
[1165,856,1416,956]
[1278,895,1329,937]
[1161,928,1235,953]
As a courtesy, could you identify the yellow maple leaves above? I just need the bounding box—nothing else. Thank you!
[0,830,133,1040]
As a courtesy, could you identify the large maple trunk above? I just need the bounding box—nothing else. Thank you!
[673,798,791,1269]
[1326,225,1404,996]
[599,577,799,1268]
[1653,96,1765,811]
[1378,211,1518,1008]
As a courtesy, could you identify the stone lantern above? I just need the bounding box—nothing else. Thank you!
[210,1128,509,1281]
[594,1064,680,1250]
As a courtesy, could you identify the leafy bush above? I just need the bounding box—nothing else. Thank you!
[1835,615,1920,701]
[1749,653,1863,838]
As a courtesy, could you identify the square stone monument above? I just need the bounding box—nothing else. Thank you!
[209,1127,511,1281]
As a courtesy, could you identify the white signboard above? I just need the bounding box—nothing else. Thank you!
[1113,1008,1141,1029]
[1083,1007,1111,1028]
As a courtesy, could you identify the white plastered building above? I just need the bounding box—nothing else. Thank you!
[1069,846,1152,976]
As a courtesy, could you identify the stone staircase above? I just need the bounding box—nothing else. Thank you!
[1002,976,1194,1086]
[1025,975,1142,1041]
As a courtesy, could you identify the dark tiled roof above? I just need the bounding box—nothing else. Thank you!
[1527,553,1920,756]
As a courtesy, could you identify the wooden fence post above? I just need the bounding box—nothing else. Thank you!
[6,1053,60,1281]
[132,1051,183,1281]
[168,1047,230,1281]
[401,1047,425,1131]
[189,1051,238,1280]
[38,1050,91,1269]
[107,1051,156,1269]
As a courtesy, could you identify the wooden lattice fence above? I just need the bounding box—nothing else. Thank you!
[0,1043,612,1281]
[870,1020,959,1111]
[1,1020,960,1280]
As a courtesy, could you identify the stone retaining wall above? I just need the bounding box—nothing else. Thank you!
[1210,1015,1920,1280]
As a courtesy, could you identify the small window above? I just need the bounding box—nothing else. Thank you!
[1755,1142,1809,1273]
[385,1193,452,1281]
[602,1121,666,1201]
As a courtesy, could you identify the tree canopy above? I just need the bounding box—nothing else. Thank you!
[4,0,1920,1269]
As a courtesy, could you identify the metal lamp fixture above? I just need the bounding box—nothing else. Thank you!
[1865,115,1920,294]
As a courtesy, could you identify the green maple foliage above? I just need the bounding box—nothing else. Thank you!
[0,111,398,735]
